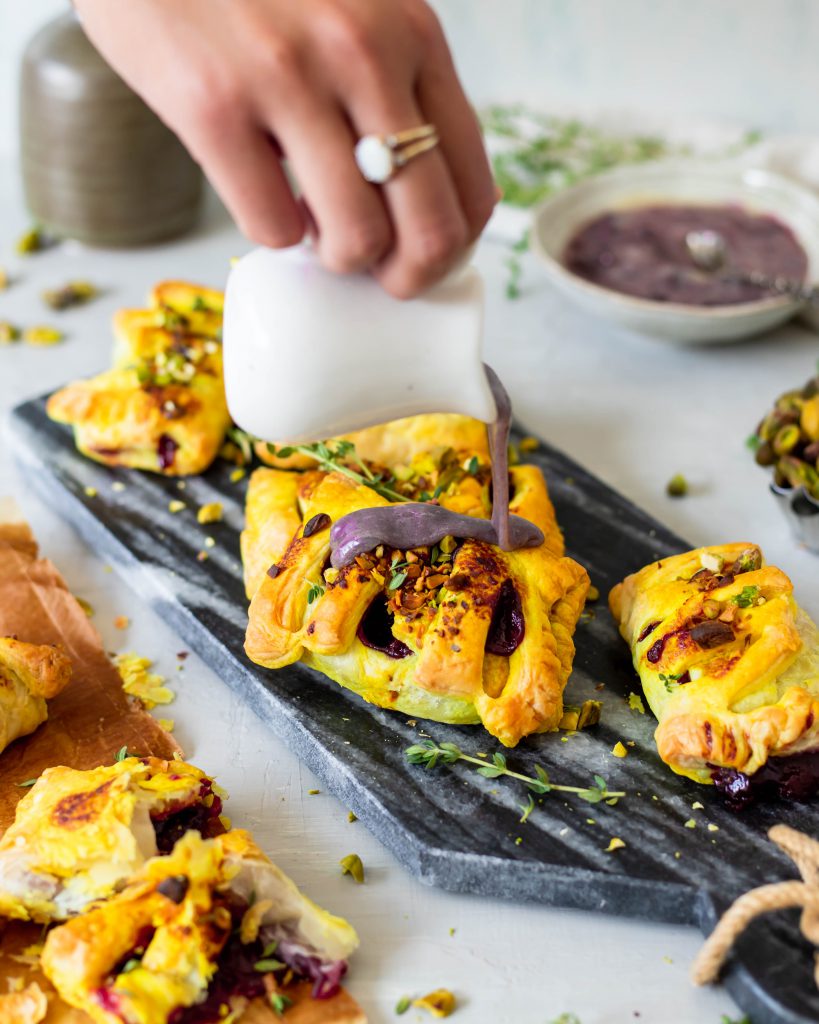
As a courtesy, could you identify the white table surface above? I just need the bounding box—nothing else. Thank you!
[1,157,817,1024]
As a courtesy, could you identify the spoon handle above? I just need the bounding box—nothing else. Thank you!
[726,269,819,306]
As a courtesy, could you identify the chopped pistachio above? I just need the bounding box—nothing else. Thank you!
[16,225,51,255]
[219,814,232,830]
[339,853,364,884]
[230,467,246,483]
[23,325,63,346]
[395,996,412,1015]
[0,321,20,344]
[666,473,688,497]
[84,486,97,498]
[75,596,94,617]
[627,692,646,714]
[684,818,697,829]
[413,989,456,1018]
[42,280,97,310]
[612,741,628,758]
[558,699,602,731]
[605,837,626,852]
[700,551,725,573]
[692,801,704,810]
[347,811,358,823]
[168,499,186,514]
[707,823,719,832]
[307,788,320,795]
[196,501,223,524]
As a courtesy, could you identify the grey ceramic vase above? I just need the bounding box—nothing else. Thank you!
[20,11,203,247]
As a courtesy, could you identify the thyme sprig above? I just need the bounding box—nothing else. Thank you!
[267,439,410,503]
[405,741,624,805]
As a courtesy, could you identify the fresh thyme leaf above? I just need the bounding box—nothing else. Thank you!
[389,572,407,590]
[659,672,682,693]
[405,741,625,805]
[226,426,254,464]
[261,940,278,958]
[16,778,38,788]
[519,793,535,824]
[307,583,325,604]
[466,455,479,475]
[254,957,285,972]
[114,746,130,762]
[269,993,292,1016]
[395,995,412,1015]
[745,434,761,452]
[192,295,208,311]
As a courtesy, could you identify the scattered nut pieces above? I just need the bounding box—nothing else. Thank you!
[116,652,174,710]
[168,499,186,514]
[339,853,364,884]
[230,467,246,483]
[197,501,223,524]
[666,473,689,498]
[413,989,456,1018]
[16,225,53,255]
[24,326,63,346]
[627,692,646,714]
[707,823,719,832]
[558,699,602,731]
[84,486,97,498]
[0,321,20,344]
[684,818,697,829]
[605,837,626,852]
[612,741,628,758]
[42,280,97,310]
[347,811,358,823]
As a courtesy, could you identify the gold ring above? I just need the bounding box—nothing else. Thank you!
[354,124,439,183]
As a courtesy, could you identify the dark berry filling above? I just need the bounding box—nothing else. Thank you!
[485,579,525,656]
[357,597,411,659]
[712,751,819,811]
[151,780,223,854]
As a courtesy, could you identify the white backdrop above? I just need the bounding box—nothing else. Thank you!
[3,0,819,163]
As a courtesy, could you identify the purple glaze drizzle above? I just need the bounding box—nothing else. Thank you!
[328,366,543,567]
[330,504,543,569]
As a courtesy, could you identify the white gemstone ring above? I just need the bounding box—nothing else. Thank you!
[354,124,439,184]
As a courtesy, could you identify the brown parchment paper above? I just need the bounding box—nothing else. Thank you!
[0,506,364,1023]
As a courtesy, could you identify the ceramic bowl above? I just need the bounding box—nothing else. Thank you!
[530,160,819,344]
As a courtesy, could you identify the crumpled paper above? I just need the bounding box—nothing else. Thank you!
[0,504,365,1024]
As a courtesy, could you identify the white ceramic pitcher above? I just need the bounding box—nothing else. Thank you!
[222,246,495,443]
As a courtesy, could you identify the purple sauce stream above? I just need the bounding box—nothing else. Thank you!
[329,364,542,566]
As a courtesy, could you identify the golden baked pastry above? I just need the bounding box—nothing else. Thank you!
[243,442,588,747]
[0,756,222,923]
[0,982,47,1024]
[256,413,489,471]
[610,543,819,783]
[47,281,230,476]
[41,829,359,1024]
[0,638,71,755]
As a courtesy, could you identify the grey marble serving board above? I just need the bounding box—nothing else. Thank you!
[9,395,819,1024]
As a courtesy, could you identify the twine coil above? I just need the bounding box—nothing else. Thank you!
[692,824,819,988]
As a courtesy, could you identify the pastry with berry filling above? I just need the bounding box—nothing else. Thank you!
[243,442,588,747]
[0,756,223,923]
[47,281,230,476]
[0,637,71,755]
[610,544,819,788]
[41,829,362,1024]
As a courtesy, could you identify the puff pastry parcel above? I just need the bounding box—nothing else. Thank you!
[47,281,230,476]
[0,637,71,755]
[0,756,222,922]
[41,828,360,1024]
[244,436,589,747]
[610,543,819,783]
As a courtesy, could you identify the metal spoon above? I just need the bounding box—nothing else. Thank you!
[685,229,819,305]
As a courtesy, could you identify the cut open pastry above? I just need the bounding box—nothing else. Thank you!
[0,637,71,756]
[610,543,819,784]
[47,281,230,476]
[41,828,361,1024]
[0,757,222,922]
[243,437,588,747]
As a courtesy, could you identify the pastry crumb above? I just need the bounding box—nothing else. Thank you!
[683,818,697,829]
[605,837,626,852]
[612,741,628,758]
[197,501,223,524]
[168,499,186,514]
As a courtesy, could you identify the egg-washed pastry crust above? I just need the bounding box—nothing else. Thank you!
[46,281,230,476]
[610,543,819,783]
[256,413,490,471]
[41,829,361,1024]
[0,637,71,756]
[243,445,588,747]
[0,757,222,924]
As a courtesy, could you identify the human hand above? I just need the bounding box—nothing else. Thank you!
[74,0,497,297]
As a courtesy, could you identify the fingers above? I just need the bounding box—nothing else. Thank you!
[183,111,305,249]
[415,40,497,243]
[273,98,393,274]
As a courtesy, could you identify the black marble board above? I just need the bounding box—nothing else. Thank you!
[9,394,819,1024]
